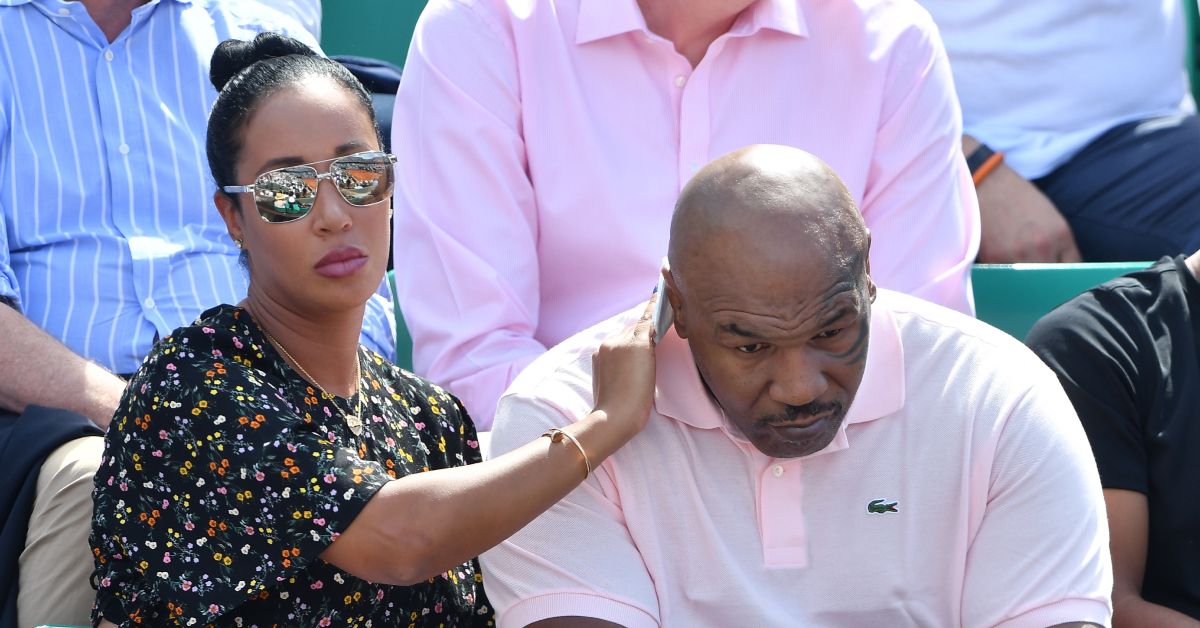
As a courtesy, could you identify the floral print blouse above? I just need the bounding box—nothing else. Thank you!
[90,305,495,627]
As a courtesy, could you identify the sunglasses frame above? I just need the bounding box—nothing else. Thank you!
[222,150,398,224]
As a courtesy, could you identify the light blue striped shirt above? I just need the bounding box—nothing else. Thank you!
[0,0,396,373]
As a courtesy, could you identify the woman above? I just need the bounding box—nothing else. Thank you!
[90,33,657,627]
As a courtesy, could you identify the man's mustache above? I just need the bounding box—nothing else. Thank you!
[758,400,843,425]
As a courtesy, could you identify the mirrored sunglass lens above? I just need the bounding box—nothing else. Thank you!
[253,167,318,223]
[332,154,394,206]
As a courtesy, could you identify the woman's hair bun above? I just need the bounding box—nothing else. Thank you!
[210,32,317,92]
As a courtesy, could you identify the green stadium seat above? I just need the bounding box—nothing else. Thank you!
[386,270,414,371]
[972,262,1152,340]
[320,1,426,68]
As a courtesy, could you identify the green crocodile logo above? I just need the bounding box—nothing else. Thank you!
[867,499,899,514]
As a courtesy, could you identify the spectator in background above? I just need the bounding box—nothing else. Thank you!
[393,0,980,427]
[919,0,1200,263]
[480,145,1110,627]
[0,0,386,625]
[1028,254,1200,625]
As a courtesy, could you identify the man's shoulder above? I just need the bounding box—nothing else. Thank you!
[878,289,1048,381]
[505,304,639,401]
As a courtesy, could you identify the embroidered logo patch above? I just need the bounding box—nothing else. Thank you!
[867,499,899,514]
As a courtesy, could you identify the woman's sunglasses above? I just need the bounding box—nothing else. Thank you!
[222,151,397,224]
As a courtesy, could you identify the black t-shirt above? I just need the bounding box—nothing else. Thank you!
[1026,255,1200,619]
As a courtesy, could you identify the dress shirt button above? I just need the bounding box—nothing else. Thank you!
[674,75,686,88]
[117,143,130,155]
[104,49,114,62]
[58,7,70,16]
[771,464,784,478]
[143,297,155,309]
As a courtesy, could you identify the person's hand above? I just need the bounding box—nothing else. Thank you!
[976,162,1083,263]
[590,295,658,437]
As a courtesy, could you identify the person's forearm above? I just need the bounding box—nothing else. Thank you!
[0,303,125,428]
[1114,594,1200,628]
[323,409,638,585]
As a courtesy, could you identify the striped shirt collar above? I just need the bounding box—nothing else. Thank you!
[0,0,191,6]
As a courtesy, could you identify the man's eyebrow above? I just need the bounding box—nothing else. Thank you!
[718,323,763,339]
[818,305,859,327]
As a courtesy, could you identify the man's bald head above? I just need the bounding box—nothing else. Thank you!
[668,144,867,283]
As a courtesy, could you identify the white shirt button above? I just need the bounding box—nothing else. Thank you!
[104,49,114,61]
[117,143,130,155]
[771,464,784,478]
[58,7,70,16]
[674,75,686,88]
[143,297,155,309]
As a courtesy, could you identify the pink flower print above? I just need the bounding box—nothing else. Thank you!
[181,579,192,591]
[255,471,266,481]
[318,618,332,627]
[117,481,126,491]
[376,589,385,601]
[216,487,227,495]
[244,525,255,535]
[435,602,444,613]
[165,363,177,371]
[184,521,195,531]
[323,473,336,484]
[163,552,171,564]
[287,442,298,452]
[100,577,111,587]
[201,327,215,334]
[162,499,170,509]
[467,440,479,449]
[159,429,169,440]
[310,580,324,590]
[415,422,426,430]
[208,604,221,614]
[313,518,326,526]
[152,449,163,457]
[232,337,244,349]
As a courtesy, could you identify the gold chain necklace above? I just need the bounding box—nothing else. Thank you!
[259,326,364,437]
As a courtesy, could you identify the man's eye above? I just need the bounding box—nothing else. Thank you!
[815,328,843,340]
[737,343,766,354]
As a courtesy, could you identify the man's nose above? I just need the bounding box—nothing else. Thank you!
[767,348,828,408]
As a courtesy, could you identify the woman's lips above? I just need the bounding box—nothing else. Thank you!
[314,246,367,278]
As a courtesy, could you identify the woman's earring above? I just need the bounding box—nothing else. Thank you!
[233,235,244,249]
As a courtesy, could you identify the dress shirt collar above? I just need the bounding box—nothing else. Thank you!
[653,294,905,456]
[576,0,806,45]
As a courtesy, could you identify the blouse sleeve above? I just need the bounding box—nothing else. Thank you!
[91,320,394,625]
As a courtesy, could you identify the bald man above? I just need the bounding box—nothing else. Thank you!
[480,145,1111,627]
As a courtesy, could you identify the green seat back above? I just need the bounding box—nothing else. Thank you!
[320,1,427,67]
[386,270,414,371]
[972,262,1151,340]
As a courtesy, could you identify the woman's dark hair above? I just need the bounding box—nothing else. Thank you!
[206,32,381,200]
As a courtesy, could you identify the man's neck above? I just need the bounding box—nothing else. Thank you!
[76,0,148,43]
[637,0,757,67]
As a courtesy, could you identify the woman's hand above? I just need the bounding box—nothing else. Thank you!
[590,294,659,438]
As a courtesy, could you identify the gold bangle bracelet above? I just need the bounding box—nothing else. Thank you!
[542,428,592,479]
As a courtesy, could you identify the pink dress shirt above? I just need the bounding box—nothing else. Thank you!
[393,0,981,427]
[480,291,1111,627]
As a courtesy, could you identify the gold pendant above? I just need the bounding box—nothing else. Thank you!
[345,414,363,436]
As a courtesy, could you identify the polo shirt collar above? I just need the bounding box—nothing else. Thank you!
[576,0,806,45]
[653,297,905,453]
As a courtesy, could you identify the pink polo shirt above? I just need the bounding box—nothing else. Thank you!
[392,0,981,427]
[481,291,1111,627]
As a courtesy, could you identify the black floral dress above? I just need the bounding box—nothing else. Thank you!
[90,305,494,627]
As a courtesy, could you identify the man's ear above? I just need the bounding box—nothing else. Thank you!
[664,266,687,339]
[863,230,877,302]
[214,190,245,245]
